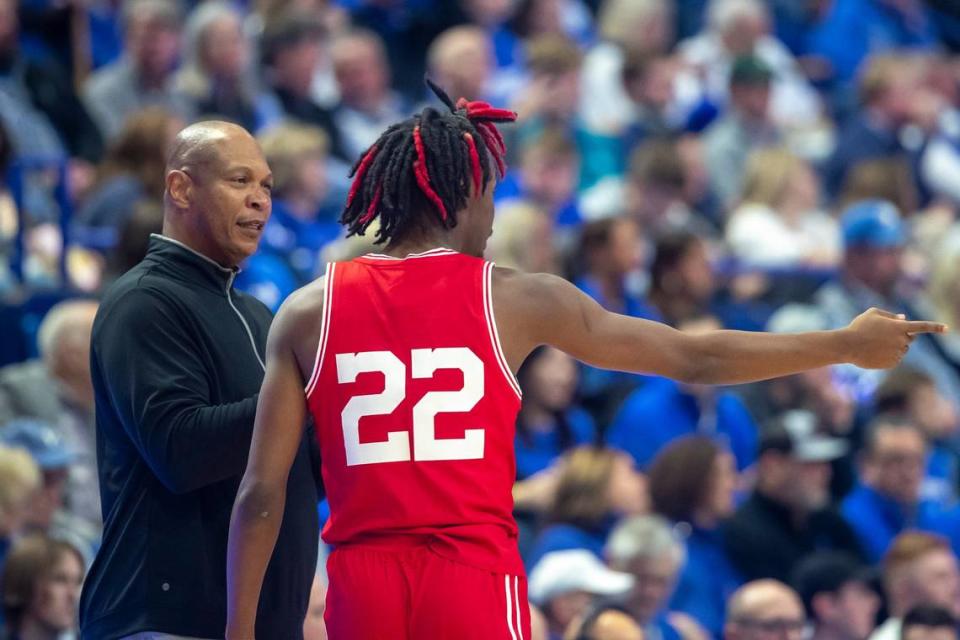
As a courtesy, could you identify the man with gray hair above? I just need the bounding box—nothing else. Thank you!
[83,0,193,138]
[607,515,688,640]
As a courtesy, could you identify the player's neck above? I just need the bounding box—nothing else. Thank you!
[385,233,463,258]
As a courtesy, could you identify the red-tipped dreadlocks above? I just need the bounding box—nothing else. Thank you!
[357,185,382,225]
[463,133,482,195]
[346,144,378,207]
[340,78,517,245]
[412,125,448,221]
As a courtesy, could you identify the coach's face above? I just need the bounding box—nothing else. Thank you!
[176,129,274,268]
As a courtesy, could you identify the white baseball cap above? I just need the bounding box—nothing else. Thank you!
[527,550,635,605]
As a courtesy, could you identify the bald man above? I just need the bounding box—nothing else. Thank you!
[726,580,808,640]
[80,122,322,640]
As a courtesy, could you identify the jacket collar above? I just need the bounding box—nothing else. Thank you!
[145,234,237,293]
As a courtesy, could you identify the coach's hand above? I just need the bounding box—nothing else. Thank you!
[843,308,947,369]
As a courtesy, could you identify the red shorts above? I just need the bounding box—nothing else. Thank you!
[324,541,531,639]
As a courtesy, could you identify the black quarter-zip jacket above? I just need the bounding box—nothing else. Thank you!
[80,234,320,639]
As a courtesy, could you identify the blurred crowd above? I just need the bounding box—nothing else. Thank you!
[5,0,960,638]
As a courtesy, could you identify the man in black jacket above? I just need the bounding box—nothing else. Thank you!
[80,121,320,639]
[724,410,866,583]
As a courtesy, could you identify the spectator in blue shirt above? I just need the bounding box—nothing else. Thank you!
[574,216,658,411]
[842,416,943,563]
[821,58,920,198]
[807,0,936,89]
[526,446,648,571]
[237,123,343,311]
[648,435,743,636]
[495,129,584,229]
[515,347,596,480]
[875,367,960,510]
[607,314,760,472]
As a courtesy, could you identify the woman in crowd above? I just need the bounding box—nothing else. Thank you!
[726,148,840,268]
[648,436,742,637]
[526,446,648,570]
[1,534,84,640]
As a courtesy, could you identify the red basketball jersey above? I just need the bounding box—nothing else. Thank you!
[305,248,524,575]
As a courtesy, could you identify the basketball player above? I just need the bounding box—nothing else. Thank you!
[225,83,944,639]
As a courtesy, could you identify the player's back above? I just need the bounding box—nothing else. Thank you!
[305,248,523,574]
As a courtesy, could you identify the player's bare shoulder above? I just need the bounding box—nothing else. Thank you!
[490,266,574,367]
[270,274,329,374]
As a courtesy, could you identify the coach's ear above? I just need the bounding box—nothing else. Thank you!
[166,170,193,210]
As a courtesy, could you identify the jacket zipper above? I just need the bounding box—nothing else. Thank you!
[226,271,266,372]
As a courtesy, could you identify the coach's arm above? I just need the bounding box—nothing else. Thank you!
[94,287,259,494]
[494,269,947,383]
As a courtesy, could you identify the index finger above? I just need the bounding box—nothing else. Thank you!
[903,320,949,335]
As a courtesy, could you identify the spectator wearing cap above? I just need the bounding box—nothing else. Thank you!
[725,579,807,640]
[0,301,101,530]
[83,0,193,140]
[842,417,941,562]
[261,9,348,162]
[0,420,98,568]
[676,0,821,130]
[821,56,922,199]
[815,200,960,403]
[648,436,743,636]
[723,410,865,583]
[870,532,960,640]
[607,315,759,473]
[792,552,881,640]
[606,515,701,640]
[702,54,781,210]
[901,605,959,640]
[330,29,408,162]
[528,549,634,640]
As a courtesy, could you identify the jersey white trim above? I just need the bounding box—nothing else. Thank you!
[483,261,522,399]
[304,262,336,397]
[513,575,524,640]
[505,575,519,640]
[362,247,458,260]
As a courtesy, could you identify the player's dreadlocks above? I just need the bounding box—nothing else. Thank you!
[340,79,517,245]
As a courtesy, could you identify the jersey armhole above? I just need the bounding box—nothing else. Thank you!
[483,261,522,400]
[304,262,336,397]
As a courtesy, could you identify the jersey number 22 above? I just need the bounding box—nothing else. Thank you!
[336,347,485,466]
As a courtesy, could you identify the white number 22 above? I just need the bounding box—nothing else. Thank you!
[336,347,485,466]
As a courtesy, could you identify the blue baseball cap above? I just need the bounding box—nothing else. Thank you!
[841,200,905,249]
[0,419,77,470]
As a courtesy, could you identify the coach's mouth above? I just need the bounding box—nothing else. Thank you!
[237,220,265,232]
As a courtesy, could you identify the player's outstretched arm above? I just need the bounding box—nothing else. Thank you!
[225,292,313,640]
[496,270,947,385]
